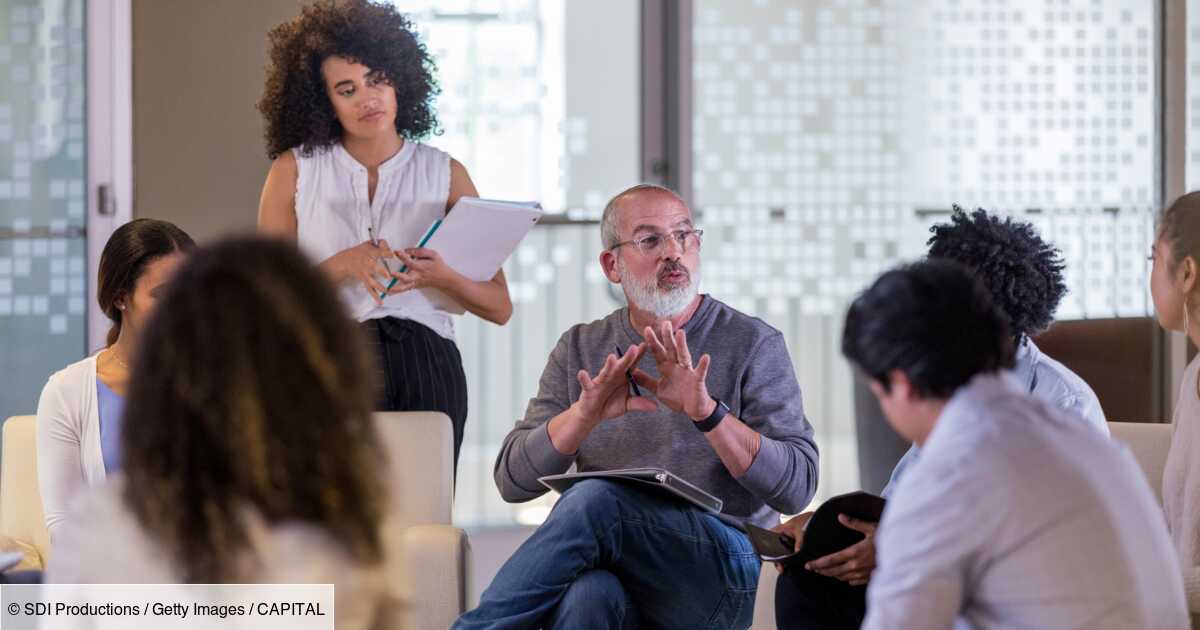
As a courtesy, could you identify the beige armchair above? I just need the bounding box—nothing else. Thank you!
[0,411,468,628]
[0,415,48,568]
[375,411,470,629]
[1107,422,1199,629]
[1108,421,1172,505]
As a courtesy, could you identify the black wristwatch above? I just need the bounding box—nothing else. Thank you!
[693,397,730,433]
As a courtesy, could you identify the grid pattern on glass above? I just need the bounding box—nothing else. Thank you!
[455,226,621,526]
[388,1,640,526]
[694,0,1157,505]
[0,0,88,418]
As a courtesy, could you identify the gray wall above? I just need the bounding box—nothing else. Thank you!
[132,0,301,241]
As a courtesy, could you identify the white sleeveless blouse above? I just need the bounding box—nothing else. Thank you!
[293,141,455,340]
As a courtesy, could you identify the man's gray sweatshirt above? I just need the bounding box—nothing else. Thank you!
[493,295,819,530]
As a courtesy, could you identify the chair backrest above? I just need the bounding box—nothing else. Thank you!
[372,411,454,528]
[1,415,49,565]
[1109,421,1173,506]
[853,371,910,495]
[1034,317,1163,422]
[0,412,453,570]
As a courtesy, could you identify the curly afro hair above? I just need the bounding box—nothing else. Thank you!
[926,206,1067,339]
[258,0,440,159]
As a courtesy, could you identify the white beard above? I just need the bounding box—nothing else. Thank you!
[618,258,701,319]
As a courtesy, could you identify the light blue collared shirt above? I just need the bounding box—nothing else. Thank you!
[881,338,1108,497]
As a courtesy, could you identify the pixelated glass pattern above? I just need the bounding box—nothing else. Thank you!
[694,0,1157,505]
[0,0,88,418]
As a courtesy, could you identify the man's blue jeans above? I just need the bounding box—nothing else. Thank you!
[454,479,761,630]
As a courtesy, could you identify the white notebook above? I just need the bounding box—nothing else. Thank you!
[407,197,543,314]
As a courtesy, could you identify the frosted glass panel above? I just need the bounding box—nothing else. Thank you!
[0,0,88,418]
[693,0,1158,504]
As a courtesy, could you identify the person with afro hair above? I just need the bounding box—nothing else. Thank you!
[257,0,513,470]
[773,207,1109,630]
[879,207,1109,497]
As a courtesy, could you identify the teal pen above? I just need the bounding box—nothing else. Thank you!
[368,227,394,274]
[380,219,443,299]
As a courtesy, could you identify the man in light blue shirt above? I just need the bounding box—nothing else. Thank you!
[776,207,1109,629]
[845,261,1187,629]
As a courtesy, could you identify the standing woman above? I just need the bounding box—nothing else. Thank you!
[256,0,512,468]
[37,219,194,541]
[1152,191,1200,623]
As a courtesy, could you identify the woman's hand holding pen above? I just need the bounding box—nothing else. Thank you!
[386,248,458,294]
[323,240,397,304]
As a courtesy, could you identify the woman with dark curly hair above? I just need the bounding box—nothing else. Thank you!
[256,0,512,469]
[774,207,1109,630]
[48,238,402,628]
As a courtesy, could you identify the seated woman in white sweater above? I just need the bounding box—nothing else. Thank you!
[1152,191,1200,621]
[48,237,403,629]
[35,219,194,541]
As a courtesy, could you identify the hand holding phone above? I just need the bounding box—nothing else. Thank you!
[746,523,800,562]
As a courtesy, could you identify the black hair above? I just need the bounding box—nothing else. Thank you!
[97,219,195,346]
[927,206,1067,339]
[1158,191,1200,273]
[842,258,1015,398]
[258,0,440,159]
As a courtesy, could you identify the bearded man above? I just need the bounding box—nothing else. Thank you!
[454,184,819,630]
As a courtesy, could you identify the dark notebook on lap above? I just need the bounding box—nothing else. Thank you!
[746,491,886,566]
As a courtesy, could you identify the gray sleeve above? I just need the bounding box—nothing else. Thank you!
[492,334,578,502]
[733,331,820,514]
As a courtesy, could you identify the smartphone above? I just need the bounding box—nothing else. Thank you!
[745,523,798,561]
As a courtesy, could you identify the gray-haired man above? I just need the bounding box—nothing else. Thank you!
[454,184,819,630]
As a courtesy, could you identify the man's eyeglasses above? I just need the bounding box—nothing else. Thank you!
[609,229,704,255]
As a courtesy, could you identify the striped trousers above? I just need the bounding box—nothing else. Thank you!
[362,317,468,470]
